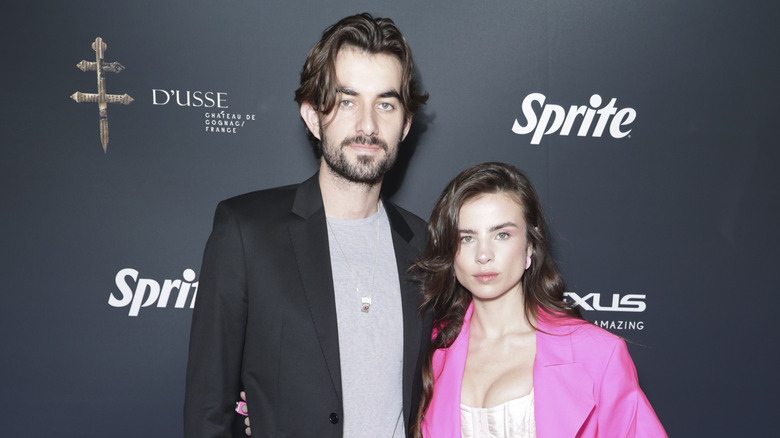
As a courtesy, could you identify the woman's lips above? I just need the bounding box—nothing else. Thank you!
[473,272,498,283]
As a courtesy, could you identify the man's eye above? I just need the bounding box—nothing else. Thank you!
[378,102,394,111]
[497,232,509,240]
[340,100,354,107]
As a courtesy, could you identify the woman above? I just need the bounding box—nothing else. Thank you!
[412,162,665,437]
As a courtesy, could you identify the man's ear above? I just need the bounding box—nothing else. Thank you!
[401,115,412,141]
[300,102,321,140]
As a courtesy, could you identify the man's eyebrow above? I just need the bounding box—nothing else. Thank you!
[337,87,357,96]
[379,90,401,99]
[336,87,401,100]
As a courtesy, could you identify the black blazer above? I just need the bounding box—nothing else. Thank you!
[184,174,431,437]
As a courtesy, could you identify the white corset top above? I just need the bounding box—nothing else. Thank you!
[460,388,536,438]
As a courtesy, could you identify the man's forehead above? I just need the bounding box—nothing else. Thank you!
[333,48,403,96]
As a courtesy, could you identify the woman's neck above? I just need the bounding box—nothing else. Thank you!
[470,289,535,339]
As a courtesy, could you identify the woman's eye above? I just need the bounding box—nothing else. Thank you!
[460,236,473,244]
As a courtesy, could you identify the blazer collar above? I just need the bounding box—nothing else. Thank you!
[288,173,424,419]
[533,314,595,437]
[291,172,324,219]
[383,199,415,243]
[291,171,415,243]
[380,195,424,428]
[288,173,342,402]
[428,305,596,437]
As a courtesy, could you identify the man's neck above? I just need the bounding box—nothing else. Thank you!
[318,162,383,220]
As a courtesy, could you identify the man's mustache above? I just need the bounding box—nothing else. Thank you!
[340,135,388,151]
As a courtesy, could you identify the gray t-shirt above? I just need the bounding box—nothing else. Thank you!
[326,204,405,437]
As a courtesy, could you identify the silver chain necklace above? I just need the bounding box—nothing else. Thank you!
[326,211,380,313]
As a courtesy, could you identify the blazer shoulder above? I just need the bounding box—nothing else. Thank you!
[538,316,625,363]
[569,320,622,342]
[563,321,632,374]
[215,183,299,221]
[223,183,298,208]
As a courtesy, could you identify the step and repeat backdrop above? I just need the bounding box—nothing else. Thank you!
[2,0,778,436]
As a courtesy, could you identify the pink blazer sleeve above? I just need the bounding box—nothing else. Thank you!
[596,339,667,437]
[534,315,666,437]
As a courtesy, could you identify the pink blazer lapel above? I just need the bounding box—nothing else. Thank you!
[533,316,595,437]
[423,304,473,437]
[426,306,598,438]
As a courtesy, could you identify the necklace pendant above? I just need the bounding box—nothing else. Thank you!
[361,297,371,313]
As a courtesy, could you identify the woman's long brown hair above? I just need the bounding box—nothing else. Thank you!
[409,162,582,437]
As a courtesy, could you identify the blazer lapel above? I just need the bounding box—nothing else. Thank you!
[384,200,425,425]
[534,317,595,437]
[285,181,427,418]
[288,174,342,403]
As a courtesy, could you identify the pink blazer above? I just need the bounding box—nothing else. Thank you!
[421,303,667,437]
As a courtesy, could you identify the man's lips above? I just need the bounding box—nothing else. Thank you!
[473,272,498,283]
[347,142,382,152]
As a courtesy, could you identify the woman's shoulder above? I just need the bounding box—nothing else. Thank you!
[538,314,625,354]
[569,320,624,350]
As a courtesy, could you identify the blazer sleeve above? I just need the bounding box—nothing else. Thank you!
[598,339,667,437]
[184,201,248,437]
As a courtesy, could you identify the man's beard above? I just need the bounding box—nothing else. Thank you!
[320,131,400,185]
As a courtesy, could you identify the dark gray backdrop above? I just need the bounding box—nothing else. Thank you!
[2,0,778,436]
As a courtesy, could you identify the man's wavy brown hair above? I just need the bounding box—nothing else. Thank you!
[294,13,428,156]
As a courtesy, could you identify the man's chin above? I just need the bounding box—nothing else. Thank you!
[339,168,384,185]
[324,161,384,185]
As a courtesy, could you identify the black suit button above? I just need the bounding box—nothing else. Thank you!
[329,412,339,424]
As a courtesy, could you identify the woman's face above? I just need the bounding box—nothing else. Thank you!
[454,192,532,303]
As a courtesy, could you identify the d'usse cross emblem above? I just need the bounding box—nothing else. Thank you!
[71,37,133,152]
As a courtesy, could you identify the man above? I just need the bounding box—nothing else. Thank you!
[184,13,431,437]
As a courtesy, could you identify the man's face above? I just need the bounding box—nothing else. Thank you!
[302,47,411,185]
